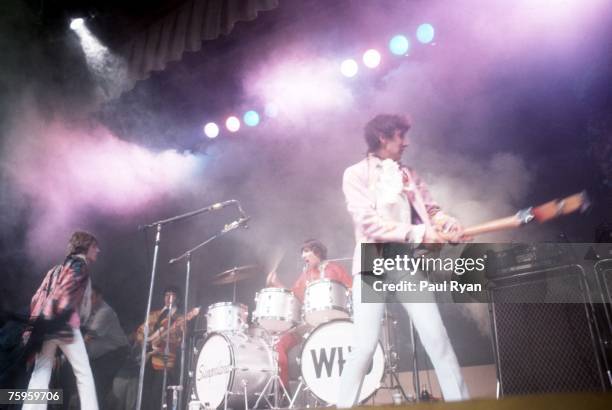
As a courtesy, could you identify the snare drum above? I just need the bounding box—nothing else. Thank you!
[206,302,248,333]
[303,279,350,326]
[253,288,300,333]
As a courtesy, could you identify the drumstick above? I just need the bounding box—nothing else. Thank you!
[267,247,285,274]
[463,191,590,237]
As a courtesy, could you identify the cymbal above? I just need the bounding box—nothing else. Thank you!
[212,265,258,285]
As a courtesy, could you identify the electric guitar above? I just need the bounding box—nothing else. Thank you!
[133,306,200,369]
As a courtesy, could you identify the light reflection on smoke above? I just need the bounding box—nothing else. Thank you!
[2,111,203,260]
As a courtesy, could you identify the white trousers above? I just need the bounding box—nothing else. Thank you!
[23,328,99,410]
[337,276,469,407]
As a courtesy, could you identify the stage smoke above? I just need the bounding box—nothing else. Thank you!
[247,55,354,119]
[2,109,203,263]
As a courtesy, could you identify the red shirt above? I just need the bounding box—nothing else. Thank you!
[291,261,353,303]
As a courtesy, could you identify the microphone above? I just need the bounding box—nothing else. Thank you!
[221,216,251,234]
[208,199,237,211]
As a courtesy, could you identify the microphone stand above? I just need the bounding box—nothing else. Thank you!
[169,214,250,410]
[136,200,238,410]
[160,298,175,410]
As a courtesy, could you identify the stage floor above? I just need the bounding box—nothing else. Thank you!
[354,392,611,410]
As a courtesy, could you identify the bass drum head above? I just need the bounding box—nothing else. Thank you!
[300,319,384,405]
[195,334,232,409]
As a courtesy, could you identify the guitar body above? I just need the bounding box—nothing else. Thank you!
[133,307,200,370]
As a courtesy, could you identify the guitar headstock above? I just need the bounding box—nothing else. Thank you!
[533,191,590,223]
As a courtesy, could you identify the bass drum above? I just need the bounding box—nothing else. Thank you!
[195,332,275,409]
[300,319,385,405]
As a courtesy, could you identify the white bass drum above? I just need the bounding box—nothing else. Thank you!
[300,319,384,404]
[195,332,274,409]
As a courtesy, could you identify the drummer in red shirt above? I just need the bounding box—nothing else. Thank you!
[266,239,353,388]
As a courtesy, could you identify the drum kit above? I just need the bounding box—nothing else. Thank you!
[188,264,394,410]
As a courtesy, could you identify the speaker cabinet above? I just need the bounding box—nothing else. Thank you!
[488,265,608,395]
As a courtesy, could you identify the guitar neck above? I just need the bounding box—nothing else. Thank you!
[463,215,522,237]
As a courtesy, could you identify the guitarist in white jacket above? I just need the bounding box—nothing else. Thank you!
[337,114,471,407]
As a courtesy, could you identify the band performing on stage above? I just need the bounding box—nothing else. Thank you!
[4,108,606,410]
[10,114,475,410]
[3,1,612,409]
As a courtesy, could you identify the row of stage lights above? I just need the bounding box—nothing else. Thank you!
[203,24,436,139]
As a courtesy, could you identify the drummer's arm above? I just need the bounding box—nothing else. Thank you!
[291,275,307,304]
[266,270,286,288]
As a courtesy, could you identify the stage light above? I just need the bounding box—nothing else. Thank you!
[265,103,279,118]
[203,122,219,139]
[340,59,358,78]
[416,23,435,44]
[243,110,260,127]
[225,116,241,133]
[362,49,381,68]
[69,15,127,100]
[389,35,410,55]
[70,18,85,31]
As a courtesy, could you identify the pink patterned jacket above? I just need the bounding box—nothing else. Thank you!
[29,254,92,332]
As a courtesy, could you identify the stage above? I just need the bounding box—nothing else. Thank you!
[1,1,612,409]
[355,393,612,410]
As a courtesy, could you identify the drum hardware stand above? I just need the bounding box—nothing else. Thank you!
[376,306,415,404]
[169,205,250,410]
[185,333,203,409]
[409,316,421,402]
[137,199,241,410]
[253,335,291,409]
[220,379,250,410]
[288,377,321,409]
[167,385,183,410]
